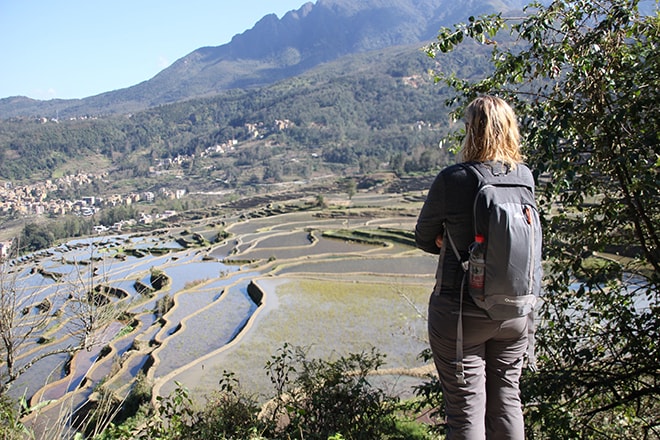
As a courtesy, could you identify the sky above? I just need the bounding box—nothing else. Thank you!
[0,0,313,100]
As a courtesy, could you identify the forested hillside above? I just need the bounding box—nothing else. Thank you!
[0,44,490,188]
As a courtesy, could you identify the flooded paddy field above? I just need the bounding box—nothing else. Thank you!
[7,191,437,422]
[158,277,433,402]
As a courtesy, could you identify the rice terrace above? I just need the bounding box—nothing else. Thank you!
[5,182,441,431]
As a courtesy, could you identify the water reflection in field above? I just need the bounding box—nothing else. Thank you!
[234,235,378,261]
[153,280,257,377]
[253,231,312,248]
[9,351,70,402]
[277,255,437,276]
[161,261,230,293]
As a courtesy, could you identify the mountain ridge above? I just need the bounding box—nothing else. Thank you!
[0,0,526,119]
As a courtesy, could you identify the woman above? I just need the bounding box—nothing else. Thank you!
[415,95,535,439]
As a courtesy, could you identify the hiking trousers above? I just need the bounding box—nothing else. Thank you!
[428,292,528,440]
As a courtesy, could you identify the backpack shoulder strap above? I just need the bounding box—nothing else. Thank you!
[445,226,469,272]
[461,162,487,187]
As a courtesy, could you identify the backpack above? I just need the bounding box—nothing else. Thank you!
[447,162,543,320]
[444,162,543,381]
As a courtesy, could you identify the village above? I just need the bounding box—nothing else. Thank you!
[0,172,186,219]
[0,117,297,223]
[0,120,298,259]
[0,170,187,257]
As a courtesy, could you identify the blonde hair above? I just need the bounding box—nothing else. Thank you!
[461,95,524,169]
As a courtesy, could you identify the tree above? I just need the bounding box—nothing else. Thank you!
[426,1,659,438]
[0,258,53,394]
[1,244,120,395]
[339,177,357,201]
[19,223,55,253]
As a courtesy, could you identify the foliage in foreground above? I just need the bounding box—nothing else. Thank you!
[427,0,659,438]
[0,393,29,440]
[92,345,434,440]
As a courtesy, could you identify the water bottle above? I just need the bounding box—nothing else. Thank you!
[468,234,485,293]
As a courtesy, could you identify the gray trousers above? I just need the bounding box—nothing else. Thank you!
[428,293,528,440]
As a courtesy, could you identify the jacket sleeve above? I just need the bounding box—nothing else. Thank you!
[415,172,446,255]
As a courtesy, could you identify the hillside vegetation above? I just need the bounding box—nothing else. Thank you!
[0,44,491,187]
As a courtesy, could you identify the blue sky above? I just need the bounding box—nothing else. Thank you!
[1,1,313,100]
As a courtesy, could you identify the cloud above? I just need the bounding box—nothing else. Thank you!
[29,88,59,100]
[158,56,170,69]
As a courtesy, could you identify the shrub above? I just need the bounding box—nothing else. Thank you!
[263,344,401,439]
[0,394,29,440]
[98,346,435,439]
[191,372,268,439]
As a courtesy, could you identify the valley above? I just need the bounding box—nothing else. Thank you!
[6,184,440,433]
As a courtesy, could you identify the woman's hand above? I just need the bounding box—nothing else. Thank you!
[435,234,443,248]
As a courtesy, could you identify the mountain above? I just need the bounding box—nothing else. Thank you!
[0,0,527,119]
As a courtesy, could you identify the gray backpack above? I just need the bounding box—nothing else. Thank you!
[447,162,542,319]
[445,162,542,381]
